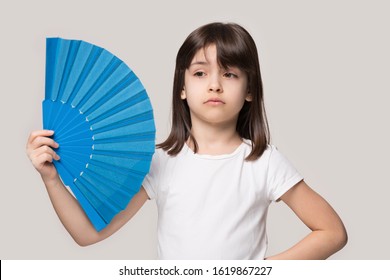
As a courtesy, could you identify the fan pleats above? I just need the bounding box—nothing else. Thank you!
[43,38,155,231]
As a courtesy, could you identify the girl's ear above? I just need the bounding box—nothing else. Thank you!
[245,92,253,102]
[181,87,187,100]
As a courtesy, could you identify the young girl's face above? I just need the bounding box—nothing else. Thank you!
[182,44,251,127]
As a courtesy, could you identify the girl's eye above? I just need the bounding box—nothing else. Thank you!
[194,71,205,77]
[224,72,238,78]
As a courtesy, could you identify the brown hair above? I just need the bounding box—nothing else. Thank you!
[157,22,270,160]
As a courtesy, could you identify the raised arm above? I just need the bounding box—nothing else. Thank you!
[266,180,347,260]
[26,130,148,246]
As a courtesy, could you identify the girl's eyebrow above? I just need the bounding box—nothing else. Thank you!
[189,61,208,67]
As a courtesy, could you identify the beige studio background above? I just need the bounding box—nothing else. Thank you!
[0,0,389,259]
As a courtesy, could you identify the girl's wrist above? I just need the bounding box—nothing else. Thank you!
[41,173,62,189]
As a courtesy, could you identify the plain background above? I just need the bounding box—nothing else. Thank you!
[1,0,389,259]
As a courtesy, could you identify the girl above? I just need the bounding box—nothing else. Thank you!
[26,22,347,259]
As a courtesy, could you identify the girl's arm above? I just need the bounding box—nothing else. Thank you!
[27,130,148,246]
[266,180,347,260]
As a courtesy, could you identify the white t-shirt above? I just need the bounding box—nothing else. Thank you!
[142,140,303,260]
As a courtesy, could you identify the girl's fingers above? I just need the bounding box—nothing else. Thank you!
[35,152,55,165]
[31,136,59,150]
[30,145,60,166]
[27,130,54,143]
[27,130,60,178]
[26,130,59,153]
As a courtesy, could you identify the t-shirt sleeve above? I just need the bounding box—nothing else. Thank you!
[266,145,304,202]
[142,149,160,200]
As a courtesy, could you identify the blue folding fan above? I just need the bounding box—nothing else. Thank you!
[43,38,155,231]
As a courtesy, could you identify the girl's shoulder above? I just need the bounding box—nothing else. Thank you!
[242,140,297,174]
[242,139,277,158]
[151,146,180,166]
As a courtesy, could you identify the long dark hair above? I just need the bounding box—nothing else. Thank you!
[158,22,270,160]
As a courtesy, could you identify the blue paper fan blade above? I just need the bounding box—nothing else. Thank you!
[43,38,155,231]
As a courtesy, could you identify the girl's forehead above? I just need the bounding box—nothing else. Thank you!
[190,44,217,65]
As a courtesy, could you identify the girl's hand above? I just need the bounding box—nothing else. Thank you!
[26,130,60,183]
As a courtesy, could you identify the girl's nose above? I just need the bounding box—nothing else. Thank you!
[208,76,223,93]
[209,86,222,93]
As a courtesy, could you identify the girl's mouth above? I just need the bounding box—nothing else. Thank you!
[204,98,225,105]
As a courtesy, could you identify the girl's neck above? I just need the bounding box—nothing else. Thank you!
[187,121,242,155]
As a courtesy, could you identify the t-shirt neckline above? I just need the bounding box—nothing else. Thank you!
[183,140,248,160]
